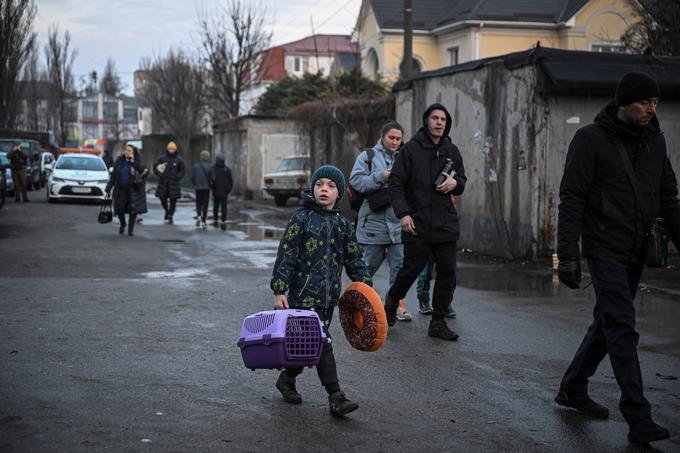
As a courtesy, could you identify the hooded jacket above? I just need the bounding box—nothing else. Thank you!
[191,160,213,191]
[270,191,372,310]
[349,138,402,244]
[388,103,467,242]
[153,151,185,199]
[209,155,233,198]
[558,103,680,264]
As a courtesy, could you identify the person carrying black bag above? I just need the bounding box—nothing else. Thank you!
[555,72,680,445]
[106,144,148,236]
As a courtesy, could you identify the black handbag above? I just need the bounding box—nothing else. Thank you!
[645,218,669,268]
[366,187,391,212]
[615,141,669,267]
[98,195,113,224]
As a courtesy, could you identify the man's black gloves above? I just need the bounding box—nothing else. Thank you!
[558,257,581,289]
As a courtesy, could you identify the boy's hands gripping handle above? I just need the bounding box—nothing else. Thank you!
[274,294,289,309]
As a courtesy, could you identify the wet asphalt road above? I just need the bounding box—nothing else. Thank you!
[0,194,679,453]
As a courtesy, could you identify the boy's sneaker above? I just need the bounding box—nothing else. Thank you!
[195,218,201,227]
[428,319,459,341]
[446,304,456,318]
[329,391,358,417]
[628,419,670,445]
[384,294,399,326]
[554,389,609,418]
[396,299,412,321]
[418,292,433,314]
[275,371,302,404]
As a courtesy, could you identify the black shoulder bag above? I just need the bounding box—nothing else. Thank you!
[615,141,668,267]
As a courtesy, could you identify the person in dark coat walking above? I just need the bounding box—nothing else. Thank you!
[106,144,148,236]
[384,103,466,341]
[209,154,233,230]
[153,141,185,224]
[191,150,212,229]
[8,141,29,202]
[555,72,680,445]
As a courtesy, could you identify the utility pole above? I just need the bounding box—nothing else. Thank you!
[400,0,413,80]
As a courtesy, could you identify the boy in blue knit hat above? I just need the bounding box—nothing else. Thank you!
[270,164,373,417]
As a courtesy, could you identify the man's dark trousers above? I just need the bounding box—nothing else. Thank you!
[387,240,457,320]
[560,256,651,425]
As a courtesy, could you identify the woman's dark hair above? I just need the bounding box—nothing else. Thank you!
[126,144,138,153]
[381,120,403,137]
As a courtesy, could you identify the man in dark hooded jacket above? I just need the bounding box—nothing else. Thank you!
[385,103,466,341]
[209,154,233,230]
[555,72,680,445]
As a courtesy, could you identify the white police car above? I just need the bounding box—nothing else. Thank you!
[46,153,109,203]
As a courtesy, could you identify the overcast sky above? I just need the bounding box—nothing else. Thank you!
[34,0,362,95]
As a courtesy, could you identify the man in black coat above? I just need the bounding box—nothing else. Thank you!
[153,141,186,224]
[556,72,680,445]
[385,103,466,341]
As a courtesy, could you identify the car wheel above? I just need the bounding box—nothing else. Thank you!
[47,188,55,204]
[274,195,288,207]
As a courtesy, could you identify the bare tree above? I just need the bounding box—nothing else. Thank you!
[20,40,45,131]
[197,0,271,119]
[44,24,78,146]
[100,57,123,96]
[0,0,37,129]
[621,0,680,55]
[139,49,206,156]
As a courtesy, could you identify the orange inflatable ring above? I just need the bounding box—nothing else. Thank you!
[338,282,388,352]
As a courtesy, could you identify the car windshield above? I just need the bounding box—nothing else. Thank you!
[56,156,106,171]
[0,141,16,153]
[278,158,309,172]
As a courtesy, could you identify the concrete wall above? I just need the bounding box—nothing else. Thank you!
[212,117,299,198]
[395,62,680,259]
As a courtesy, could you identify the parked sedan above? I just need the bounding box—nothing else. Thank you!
[46,153,109,203]
[0,152,13,196]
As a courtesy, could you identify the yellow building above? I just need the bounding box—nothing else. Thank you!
[356,0,646,82]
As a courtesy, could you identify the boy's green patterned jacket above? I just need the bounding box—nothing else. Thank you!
[270,191,372,310]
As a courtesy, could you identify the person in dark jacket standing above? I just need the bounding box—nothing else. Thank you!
[8,141,29,202]
[209,154,233,230]
[191,150,212,230]
[106,144,148,236]
[384,103,466,341]
[555,72,680,445]
[153,141,185,224]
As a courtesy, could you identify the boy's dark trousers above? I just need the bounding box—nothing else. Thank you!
[213,196,227,222]
[195,189,209,221]
[388,239,457,321]
[560,257,651,426]
[284,308,338,388]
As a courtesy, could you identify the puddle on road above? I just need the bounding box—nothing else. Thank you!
[457,263,561,297]
[223,213,284,242]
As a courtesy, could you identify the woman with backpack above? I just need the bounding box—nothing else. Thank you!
[349,121,411,321]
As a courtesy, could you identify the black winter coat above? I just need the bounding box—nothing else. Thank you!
[558,103,680,264]
[106,155,148,215]
[389,103,467,242]
[210,156,233,198]
[154,152,185,199]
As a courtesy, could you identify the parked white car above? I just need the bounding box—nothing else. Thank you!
[46,153,109,203]
[263,155,310,206]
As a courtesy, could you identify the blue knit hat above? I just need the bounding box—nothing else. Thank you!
[310,165,345,199]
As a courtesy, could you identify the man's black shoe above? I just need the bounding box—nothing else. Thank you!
[554,389,609,418]
[428,319,459,341]
[329,391,358,417]
[629,419,670,445]
[384,293,399,326]
[275,371,301,404]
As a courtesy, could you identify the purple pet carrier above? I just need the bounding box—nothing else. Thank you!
[237,309,327,370]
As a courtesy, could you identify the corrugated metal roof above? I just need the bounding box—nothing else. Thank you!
[369,0,592,30]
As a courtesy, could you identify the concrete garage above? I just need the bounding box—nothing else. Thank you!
[393,46,680,259]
